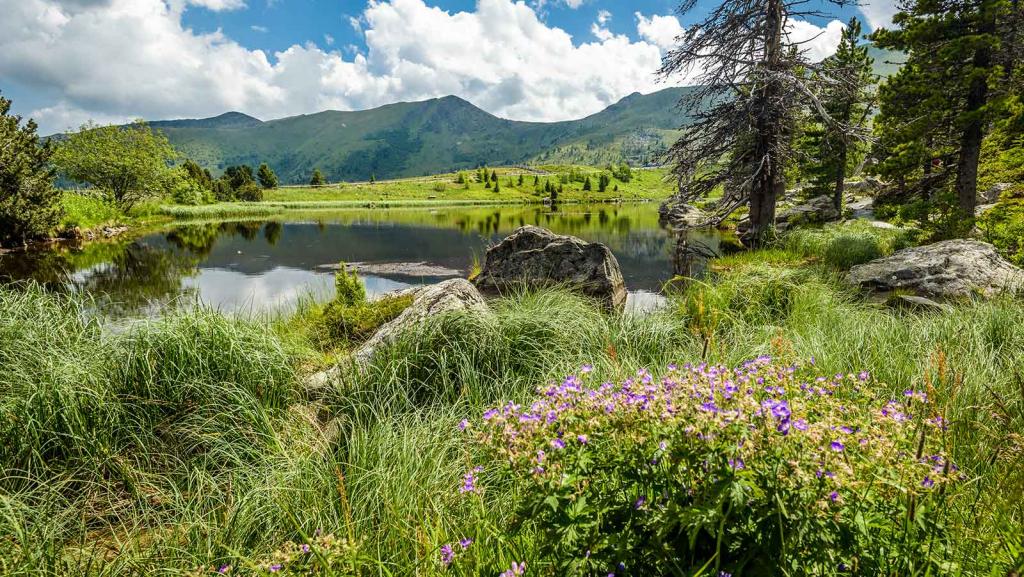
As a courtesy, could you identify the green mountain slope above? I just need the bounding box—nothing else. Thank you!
[136,87,693,184]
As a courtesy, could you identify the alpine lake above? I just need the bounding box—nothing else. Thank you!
[0,202,737,320]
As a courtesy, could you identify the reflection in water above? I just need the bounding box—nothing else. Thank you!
[0,204,735,320]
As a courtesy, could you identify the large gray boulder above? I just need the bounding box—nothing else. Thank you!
[353,278,488,363]
[777,195,841,230]
[658,199,708,229]
[305,279,489,393]
[473,225,627,309]
[847,239,1024,299]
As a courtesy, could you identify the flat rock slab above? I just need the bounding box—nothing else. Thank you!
[318,261,464,278]
[847,239,1024,299]
[473,225,627,310]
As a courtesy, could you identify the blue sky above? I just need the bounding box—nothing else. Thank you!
[0,0,894,134]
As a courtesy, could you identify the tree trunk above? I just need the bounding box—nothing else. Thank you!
[833,142,848,211]
[955,8,995,233]
[746,0,784,246]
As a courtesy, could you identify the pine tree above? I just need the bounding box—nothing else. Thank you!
[0,94,62,246]
[257,162,279,189]
[493,179,500,193]
[518,174,524,186]
[310,168,326,186]
[872,0,1020,234]
[491,170,498,182]
[805,18,875,209]
[583,176,592,191]
[485,179,491,189]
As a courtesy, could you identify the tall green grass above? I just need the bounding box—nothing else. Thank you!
[1,257,1022,574]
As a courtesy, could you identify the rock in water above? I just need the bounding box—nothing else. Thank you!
[354,278,489,363]
[473,225,627,310]
[847,239,1024,298]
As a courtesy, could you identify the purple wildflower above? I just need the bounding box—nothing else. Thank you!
[794,419,808,431]
[922,476,935,489]
[831,440,845,452]
[551,438,566,450]
[460,467,482,494]
[269,564,282,573]
[499,561,526,576]
[581,364,594,374]
[634,495,647,509]
[217,565,230,574]
[459,538,473,549]
[440,544,455,567]
[829,491,840,502]
[577,434,589,444]
[300,544,310,553]
[458,419,469,431]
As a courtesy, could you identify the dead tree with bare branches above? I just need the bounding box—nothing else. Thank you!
[660,0,854,246]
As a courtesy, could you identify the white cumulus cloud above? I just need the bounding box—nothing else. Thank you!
[859,0,898,30]
[2,0,847,134]
[634,13,683,52]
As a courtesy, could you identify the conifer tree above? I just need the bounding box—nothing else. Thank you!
[583,176,592,191]
[491,170,498,182]
[872,0,1020,234]
[310,168,326,186]
[0,94,62,246]
[257,162,279,189]
[812,18,874,209]
[660,0,859,244]
[518,174,524,186]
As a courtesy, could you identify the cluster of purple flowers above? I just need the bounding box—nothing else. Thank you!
[439,538,473,568]
[463,357,957,509]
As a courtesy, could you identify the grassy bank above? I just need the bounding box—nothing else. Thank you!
[160,165,672,220]
[1,223,1022,575]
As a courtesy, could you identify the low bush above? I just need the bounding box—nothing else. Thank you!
[320,293,413,347]
[236,182,265,202]
[463,359,960,576]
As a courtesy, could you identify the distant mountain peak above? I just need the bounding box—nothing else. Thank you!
[149,111,263,129]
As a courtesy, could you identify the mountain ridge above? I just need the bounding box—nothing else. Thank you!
[126,87,693,183]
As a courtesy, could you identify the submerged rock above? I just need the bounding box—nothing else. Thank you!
[847,239,1024,299]
[473,225,627,310]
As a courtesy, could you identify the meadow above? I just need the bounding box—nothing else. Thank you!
[2,222,1021,576]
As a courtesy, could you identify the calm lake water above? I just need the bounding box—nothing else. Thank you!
[0,203,735,319]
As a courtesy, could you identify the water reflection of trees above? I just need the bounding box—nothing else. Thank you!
[0,239,201,319]
[165,221,281,256]
[74,242,200,318]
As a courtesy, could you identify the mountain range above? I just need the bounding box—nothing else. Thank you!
[80,46,903,184]
[144,86,695,184]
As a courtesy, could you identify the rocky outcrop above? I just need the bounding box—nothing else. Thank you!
[979,183,1012,204]
[304,279,489,393]
[739,195,841,237]
[845,176,886,194]
[473,226,627,309]
[777,195,841,229]
[658,199,708,229]
[353,278,488,363]
[847,240,1024,299]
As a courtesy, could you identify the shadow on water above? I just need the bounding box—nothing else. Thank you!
[0,204,736,320]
